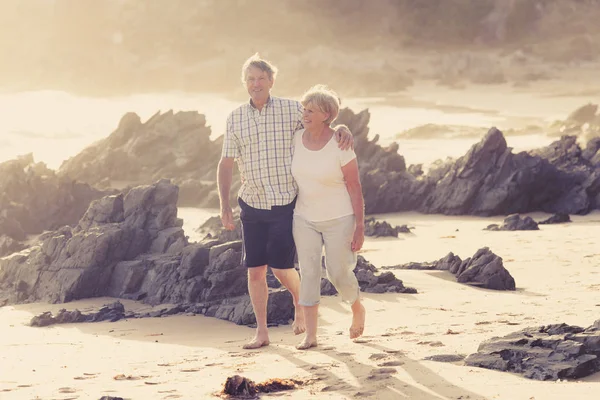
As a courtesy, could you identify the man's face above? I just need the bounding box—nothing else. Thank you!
[245,66,273,104]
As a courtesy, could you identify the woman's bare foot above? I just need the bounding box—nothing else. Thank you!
[349,301,366,339]
[243,330,270,349]
[292,307,306,335]
[296,336,318,350]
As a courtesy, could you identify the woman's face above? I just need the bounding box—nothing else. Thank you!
[302,102,329,129]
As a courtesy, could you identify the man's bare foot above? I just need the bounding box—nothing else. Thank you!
[349,302,366,339]
[243,332,270,349]
[295,337,318,350]
[292,306,306,335]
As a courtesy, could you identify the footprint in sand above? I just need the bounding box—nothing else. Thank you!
[417,341,445,347]
[378,360,404,367]
[113,374,148,381]
[368,353,388,360]
[367,367,397,380]
[321,380,353,392]
[74,372,99,380]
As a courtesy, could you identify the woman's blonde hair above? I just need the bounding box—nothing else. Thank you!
[300,84,340,125]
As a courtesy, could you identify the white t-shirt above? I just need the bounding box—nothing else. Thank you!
[291,129,357,222]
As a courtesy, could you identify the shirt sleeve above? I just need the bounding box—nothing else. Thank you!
[294,101,304,132]
[221,114,239,158]
[339,147,357,167]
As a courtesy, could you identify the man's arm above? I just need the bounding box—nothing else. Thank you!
[217,157,235,230]
[333,124,354,150]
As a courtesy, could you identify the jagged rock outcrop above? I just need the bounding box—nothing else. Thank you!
[30,301,128,327]
[538,213,571,224]
[57,111,233,208]
[51,107,600,217]
[0,180,293,325]
[196,214,242,243]
[385,248,516,291]
[198,215,416,295]
[321,255,417,296]
[364,217,411,237]
[465,320,600,380]
[0,235,26,258]
[0,154,109,256]
[484,214,539,231]
[358,117,600,215]
[1,179,418,327]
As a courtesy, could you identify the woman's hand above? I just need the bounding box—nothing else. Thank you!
[351,226,364,252]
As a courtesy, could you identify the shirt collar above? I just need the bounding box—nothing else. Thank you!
[248,96,275,111]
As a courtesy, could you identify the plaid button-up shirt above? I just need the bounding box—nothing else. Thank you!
[222,96,303,210]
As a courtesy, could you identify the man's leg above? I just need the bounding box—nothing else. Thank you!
[271,267,305,334]
[239,200,271,349]
[245,264,270,349]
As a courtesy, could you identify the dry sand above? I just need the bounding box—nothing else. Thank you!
[1,211,599,399]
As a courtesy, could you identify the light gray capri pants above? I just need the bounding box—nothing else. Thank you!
[293,213,360,306]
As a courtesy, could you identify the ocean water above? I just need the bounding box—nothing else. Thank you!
[0,90,553,170]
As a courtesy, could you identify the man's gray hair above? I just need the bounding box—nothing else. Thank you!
[300,84,341,126]
[241,53,278,84]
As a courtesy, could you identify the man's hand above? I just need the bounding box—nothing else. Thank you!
[221,206,235,231]
[334,124,354,150]
[351,225,364,252]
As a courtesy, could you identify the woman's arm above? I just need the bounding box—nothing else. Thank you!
[341,159,365,252]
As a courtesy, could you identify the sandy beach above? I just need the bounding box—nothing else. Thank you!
[1,211,599,400]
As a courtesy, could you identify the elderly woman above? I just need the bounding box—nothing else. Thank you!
[291,85,366,350]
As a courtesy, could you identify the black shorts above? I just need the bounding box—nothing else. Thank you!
[238,197,296,269]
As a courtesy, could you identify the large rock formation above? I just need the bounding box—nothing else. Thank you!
[357,116,600,215]
[57,111,235,208]
[465,320,600,380]
[0,154,108,257]
[484,214,539,231]
[385,248,516,291]
[1,179,416,326]
[0,180,292,325]
[53,107,600,216]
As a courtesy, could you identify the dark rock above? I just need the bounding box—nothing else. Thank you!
[320,278,338,296]
[0,235,26,258]
[364,217,411,237]
[196,214,242,243]
[424,354,466,363]
[2,177,418,328]
[354,256,417,294]
[538,213,571,224]
[484,214,539,231]
[58,111,230,208]
[465,321,600,380]
[30,301,125,327]
[0,154,110,241]
[385,248,515,290]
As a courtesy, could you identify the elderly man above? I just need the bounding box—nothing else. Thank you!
[217,54,353,349]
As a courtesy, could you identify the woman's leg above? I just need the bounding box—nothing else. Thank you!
[292,214,324,349]
[296,304,319,349]
[322,215,365,339]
